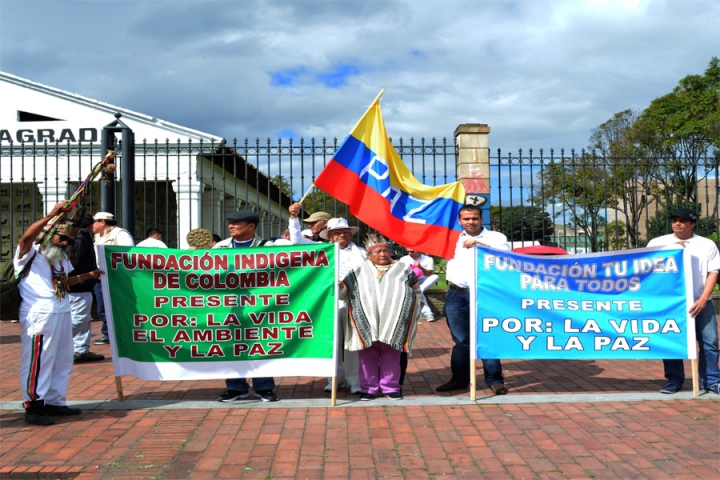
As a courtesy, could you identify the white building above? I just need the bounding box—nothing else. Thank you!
[0,72,292,257]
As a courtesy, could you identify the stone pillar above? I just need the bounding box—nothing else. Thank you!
[202,190,224,235]
[454,124,491,212]
[176,180,203,249]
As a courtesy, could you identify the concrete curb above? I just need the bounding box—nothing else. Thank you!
[2,391,716,411]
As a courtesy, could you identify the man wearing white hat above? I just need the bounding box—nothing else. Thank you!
[91,212,134,345]
[316,217,368,393]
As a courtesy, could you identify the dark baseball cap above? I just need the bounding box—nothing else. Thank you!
[226,210,260,224]
[670,208,698,222]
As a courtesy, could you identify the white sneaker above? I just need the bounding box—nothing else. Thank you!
[425,313,437,322]
[323,382,345,392]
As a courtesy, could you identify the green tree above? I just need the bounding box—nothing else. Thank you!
[489,206,554,244]
[603,220,628,251]
[270,175,294,197]
[532,153,610,252]
[632,57,720,206]
[589,110,656,248]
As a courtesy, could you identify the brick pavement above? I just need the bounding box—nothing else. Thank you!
[1,319,719,479]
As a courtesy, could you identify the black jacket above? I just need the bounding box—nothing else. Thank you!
[69,229,98,293]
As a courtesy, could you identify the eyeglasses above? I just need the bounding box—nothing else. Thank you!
[56,234,75,244]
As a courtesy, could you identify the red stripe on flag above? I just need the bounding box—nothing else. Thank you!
[315,160,461,258]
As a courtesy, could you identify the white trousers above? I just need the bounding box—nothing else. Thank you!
[70,292,93,354]
[19,310,73,407]
[419,274,439,316]
[329,300,360,391]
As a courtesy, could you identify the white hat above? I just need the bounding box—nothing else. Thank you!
[301,228,313,238]
[319,218,360,240]
[93,212,115,221]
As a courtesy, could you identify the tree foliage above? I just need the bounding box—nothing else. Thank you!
[531,154,609,252]
[489,206,554,244]
[632,57,720,206]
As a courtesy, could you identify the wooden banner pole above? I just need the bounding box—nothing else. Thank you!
[115,376,124,402]
[470,358,477,401]
[331,376,337,406]
[691,358,699,398]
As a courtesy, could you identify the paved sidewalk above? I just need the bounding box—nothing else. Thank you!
[1,320,718,479]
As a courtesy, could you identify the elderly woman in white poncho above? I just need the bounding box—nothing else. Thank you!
[340,234,423,401]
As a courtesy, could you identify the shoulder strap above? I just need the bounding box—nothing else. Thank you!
[259,239,268,246]
[17,251,37,280]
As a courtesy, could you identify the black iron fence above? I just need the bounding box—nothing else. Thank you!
[1,138,717,262]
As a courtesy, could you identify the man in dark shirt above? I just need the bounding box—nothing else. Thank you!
[70,214,104,363]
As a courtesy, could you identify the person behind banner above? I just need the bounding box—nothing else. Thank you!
[316,217,367,393]
[15,204,104,425]
[287,202,331,244]
[273,228,293,246]
[437,204,511,395]
[647,208,720,395]
[69,214,105,364]
[92,212,135,345]
[213,210,280,402]
[399,249,439,322]
[136,228,168,248]
[340,234,422,401]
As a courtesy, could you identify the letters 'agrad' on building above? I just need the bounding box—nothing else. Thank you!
[0,72,293,258]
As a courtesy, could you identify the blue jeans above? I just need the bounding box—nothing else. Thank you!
[445,288,503,388]
[226,377,275,392]
[93,282,108,337]
[663,302,720,389]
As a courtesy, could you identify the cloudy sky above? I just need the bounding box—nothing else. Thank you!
[1,0,718,153]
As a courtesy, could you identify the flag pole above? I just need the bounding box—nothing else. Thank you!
[370,88,385,106]
[298,184,315,204]
[692,358,699,397]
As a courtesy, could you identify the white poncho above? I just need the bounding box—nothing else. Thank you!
[342,260,423,353]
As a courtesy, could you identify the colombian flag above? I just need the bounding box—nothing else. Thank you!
[314,92,466,259]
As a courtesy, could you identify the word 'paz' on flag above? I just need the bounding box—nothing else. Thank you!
[314,91,467,259]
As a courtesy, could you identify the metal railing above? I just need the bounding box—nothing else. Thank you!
[1,139,717,262]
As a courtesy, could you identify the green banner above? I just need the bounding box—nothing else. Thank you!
[100,243,337,380]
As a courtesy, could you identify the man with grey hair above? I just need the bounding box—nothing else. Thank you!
[15,204,103,425]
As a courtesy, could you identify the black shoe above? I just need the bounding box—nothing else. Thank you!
[490,384,508,395]
[436,380,468,392]
[25,410,55,425]
[45,405,82,416]
[24,400,54,425]
[386,392,403,401]
[254,390,280,402]
[74,352,105,363]
[360,393,374,401]
[93,336,110,345]
[216,389,250,402]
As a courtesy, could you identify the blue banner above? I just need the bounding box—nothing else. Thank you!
[474,246,695,360]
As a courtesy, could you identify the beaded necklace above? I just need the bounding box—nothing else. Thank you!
[51,263,69,300]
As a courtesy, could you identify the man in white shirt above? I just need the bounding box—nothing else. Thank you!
[15,204,103,425]
[136,228,168,248]
[287,202,331,244]
[437,204,511,395]
[399,249,439,321]
[92,212,135,345]
[647,208,720,395]
[289,202,367,393]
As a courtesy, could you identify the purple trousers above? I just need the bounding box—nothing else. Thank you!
[358,341,401,394]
